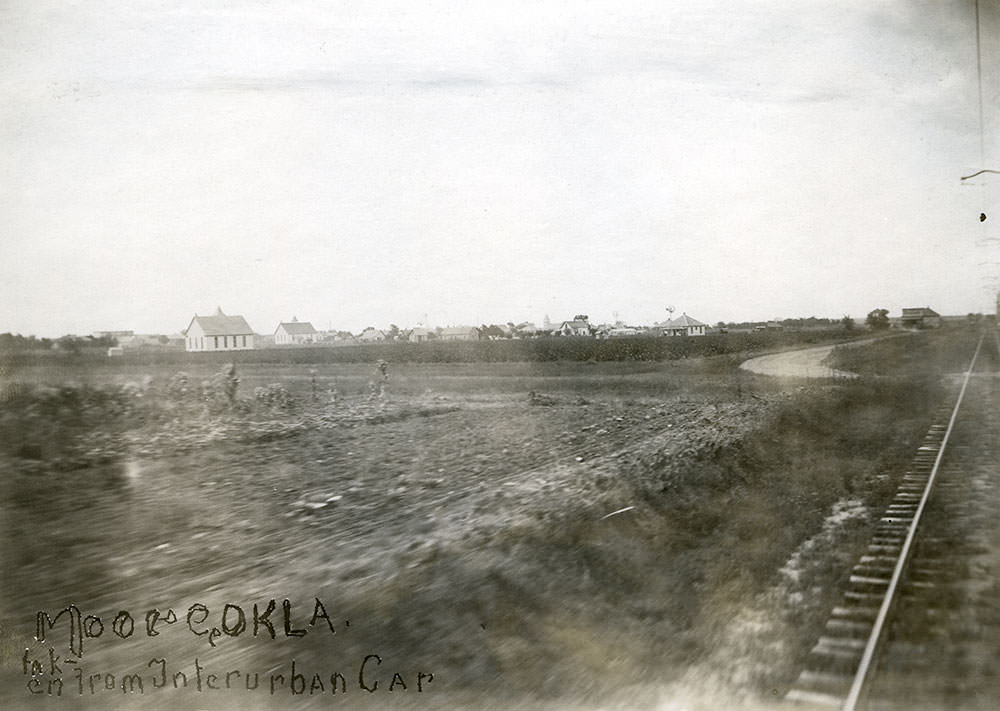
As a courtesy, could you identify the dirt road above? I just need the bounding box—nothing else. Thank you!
[739,342,867,378]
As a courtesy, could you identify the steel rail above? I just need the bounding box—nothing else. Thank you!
[841,332,985,711]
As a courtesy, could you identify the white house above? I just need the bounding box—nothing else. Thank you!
[184,307,255,352]
[599,323,642,338]
[439,326,480,341]
[555,316,592,336]
[513,322,540,338]
[358,327,386,343]
[660,313,707,337]
[408,326,433,343]
[274,317,318,344]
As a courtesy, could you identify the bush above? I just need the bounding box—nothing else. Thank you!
[254,383,294,411]
[166,371,193,402]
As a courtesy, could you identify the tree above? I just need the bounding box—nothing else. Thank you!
[865,308,890,330]
[841,315,855,331]
[56,335,83,354]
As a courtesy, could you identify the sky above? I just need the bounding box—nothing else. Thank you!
[2,0,999,337]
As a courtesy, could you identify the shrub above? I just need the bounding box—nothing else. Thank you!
[254,383,294,411]
[166,371,193,402]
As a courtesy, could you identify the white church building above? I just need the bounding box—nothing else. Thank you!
[184,307,255,352]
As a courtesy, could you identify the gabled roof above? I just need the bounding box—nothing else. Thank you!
[657,313,706,330]
[276,320,317,335]
[559,320,590,330]
[187,308,253,336]
[440,326,479,335]
[667,313,706,328]
[901,307,939,318]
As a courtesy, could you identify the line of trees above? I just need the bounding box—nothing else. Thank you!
[716,316,843,330]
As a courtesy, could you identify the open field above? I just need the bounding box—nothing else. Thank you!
[0,328,984,710]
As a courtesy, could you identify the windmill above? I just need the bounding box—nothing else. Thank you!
[665,305,675,323]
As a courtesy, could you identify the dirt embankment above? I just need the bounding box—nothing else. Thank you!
[0,361,946,710]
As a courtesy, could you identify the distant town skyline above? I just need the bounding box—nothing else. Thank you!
[2,1,998,339]
[8,303,976,341]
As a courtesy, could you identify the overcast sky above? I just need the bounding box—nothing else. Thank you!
[2,0,998,336]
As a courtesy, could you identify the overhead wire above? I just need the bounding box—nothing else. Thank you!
[976,0,985,167]
[963,0,996,233]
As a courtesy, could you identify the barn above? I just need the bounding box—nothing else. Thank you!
[900,307,941,330]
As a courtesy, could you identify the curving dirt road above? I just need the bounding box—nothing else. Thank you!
[739,341,866,379]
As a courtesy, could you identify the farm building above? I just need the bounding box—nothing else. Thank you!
[439,326,481,341]
[274,317,318,345]
[184,308,255,352]
[598,324,643,338]
[408,326,433,343]
[358,327,386,343]
[555,316,592,337]
[660,313,707,336]
[900,307,941,329]
[320,330,359,346]
[513,322,541,338]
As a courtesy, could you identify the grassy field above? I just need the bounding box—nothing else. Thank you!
[826,325,996,375]
[0,330,980,710]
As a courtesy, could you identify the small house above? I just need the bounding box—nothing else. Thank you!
[659,313,707,337]
[439,326,481,341]
[555,317,592,337]
[358,327,386,343]
[513,322,540,338]
[603,324,642,338]
[900,307,941,330]
[321,330,359,346]
[408,326,433,343]
[274,317,318,345]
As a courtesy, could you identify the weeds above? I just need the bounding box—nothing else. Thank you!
[828,326,983,376]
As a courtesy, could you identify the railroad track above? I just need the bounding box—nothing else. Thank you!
[785,332,1000,710]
